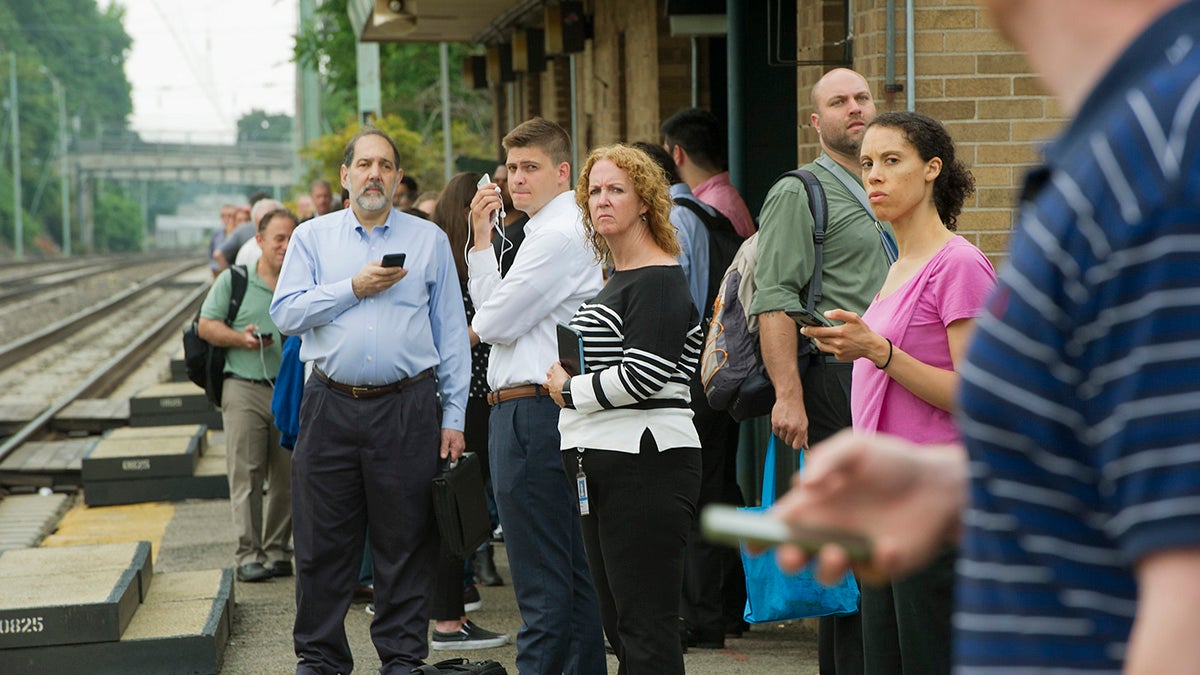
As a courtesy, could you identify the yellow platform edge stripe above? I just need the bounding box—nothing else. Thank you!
[40,501,175,563]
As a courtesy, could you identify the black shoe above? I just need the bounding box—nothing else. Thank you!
[236,562,272,583]
[463,585,482,612]
[430,620,509,650]
[268,560,293,577]
[354,584,375,602]
[473,544,504,587]
[725,618,750,638]
[681,624,725,650]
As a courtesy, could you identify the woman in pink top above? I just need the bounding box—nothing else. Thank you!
[801,111,995,675]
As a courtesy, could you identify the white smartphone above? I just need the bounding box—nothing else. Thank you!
[477,173,505,227]
[700,504,873,562]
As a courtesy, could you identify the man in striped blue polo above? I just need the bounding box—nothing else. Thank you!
[770,1,1200,672]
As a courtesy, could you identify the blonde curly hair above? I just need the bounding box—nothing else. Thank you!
[574,144,678,266]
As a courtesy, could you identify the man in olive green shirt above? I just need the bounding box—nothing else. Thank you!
[199,208,299,583]
[747,68,892,675]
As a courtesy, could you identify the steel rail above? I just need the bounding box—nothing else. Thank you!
[0,259,201,372]
[0,280,209,466]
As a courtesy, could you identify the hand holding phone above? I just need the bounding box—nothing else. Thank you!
[381,253,406,268]
[787,307,834,328]
[476,173,505,227]
[253,331,273,341]
[700,504,873,562]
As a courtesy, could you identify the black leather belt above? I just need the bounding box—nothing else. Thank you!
[228,375,274,386]
[314,367,433,399]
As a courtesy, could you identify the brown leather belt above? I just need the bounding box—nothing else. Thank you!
[314,367,433,399]
[486,384,549,406]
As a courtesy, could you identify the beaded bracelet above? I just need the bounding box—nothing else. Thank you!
[876,338,894,370]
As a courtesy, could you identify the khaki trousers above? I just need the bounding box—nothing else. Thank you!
[221,377,292,567]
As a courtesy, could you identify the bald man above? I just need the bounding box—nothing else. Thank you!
[747,67,898,675]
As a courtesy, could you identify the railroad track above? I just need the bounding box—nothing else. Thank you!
[0,256,211,472]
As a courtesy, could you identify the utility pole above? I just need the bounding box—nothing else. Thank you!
[440,43,452,183]
[44,71,69,257]
[9,53,22,259]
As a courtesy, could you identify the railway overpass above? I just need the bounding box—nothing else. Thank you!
[69,138,297,249]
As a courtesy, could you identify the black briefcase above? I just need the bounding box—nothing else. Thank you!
[431,452,492,559]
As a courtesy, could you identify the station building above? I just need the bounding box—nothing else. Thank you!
[351,1,1068,263]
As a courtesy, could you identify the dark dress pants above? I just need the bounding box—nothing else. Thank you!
[291,376,440,675]
[566,433,701,675]
[489,395,606,675]
[681,378,746,641]
[861,547,956,675]
[803,358,865,675]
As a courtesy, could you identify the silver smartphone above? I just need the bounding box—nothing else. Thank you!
[700,504,873,562]
[476,173,505,227]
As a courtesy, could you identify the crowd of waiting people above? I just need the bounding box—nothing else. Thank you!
[196,2,1200,672]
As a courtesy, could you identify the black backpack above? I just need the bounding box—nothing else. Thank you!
[182,265,248,407]
[672,196,744,323]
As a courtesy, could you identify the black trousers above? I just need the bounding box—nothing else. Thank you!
[681,378,746,639]
[861,547,956,675]
[564,432,701,675]
[803,359,865,675]
[291,376,440,675]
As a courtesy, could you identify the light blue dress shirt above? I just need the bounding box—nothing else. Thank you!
[668,182,711,314]
[270,208,470,432]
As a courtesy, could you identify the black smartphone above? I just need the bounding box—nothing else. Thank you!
[701,504,873,562]
[381,253,407,268]
[254,331,273,341]
[787,308,833,328]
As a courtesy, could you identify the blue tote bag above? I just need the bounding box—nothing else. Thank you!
[740,436,859,623]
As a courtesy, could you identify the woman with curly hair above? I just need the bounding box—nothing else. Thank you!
[543,144,702,675]
[800,110,996,675]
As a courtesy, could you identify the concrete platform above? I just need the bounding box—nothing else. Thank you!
[83,453,228,507]
[0,541,153,648]
[1,568,234,674]
[104,424,209,455]
[129,382,222,431]
[82,433,203,482]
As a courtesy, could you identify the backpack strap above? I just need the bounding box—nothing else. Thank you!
[774,169,827,312]
[225,264,249,327]
[814,154,898,264]
[672,196,738,236]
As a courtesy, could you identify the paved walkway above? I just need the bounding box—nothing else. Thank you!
[71,492,822,673]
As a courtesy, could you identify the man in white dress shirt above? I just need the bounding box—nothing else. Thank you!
[467,117,606,675]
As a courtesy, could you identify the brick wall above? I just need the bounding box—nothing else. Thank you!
[800,1,1069,264]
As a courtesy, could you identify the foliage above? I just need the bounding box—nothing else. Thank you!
[301,113,426,192]
[93,186,143,252]
[238,109,294,144]
[293,0,496,191]
[0,0,134,253]
[1,0,133,137]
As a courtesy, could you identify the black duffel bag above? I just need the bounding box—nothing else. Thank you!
[411,657,507,674]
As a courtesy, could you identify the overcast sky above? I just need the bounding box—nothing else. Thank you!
[116,0,298,143]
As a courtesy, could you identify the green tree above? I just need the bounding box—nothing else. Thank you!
[93,187,143,252]
[238,109,294,144]
[293,0,495,189]
[0,0,134,254]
